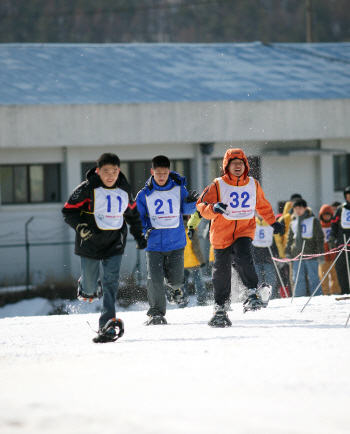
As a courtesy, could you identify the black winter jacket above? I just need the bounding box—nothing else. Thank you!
[62,168,144,259]
[330,202,350,245]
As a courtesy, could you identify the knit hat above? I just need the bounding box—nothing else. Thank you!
[293,199,307,208]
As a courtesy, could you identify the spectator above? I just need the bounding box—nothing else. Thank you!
[285,199,324,297]
[330,201,341,216]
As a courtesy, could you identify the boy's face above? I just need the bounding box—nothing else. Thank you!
[294,206,306,217]
[151,166,170,186]
[321,213,332,222]
[346,193,350,203]
[96,164,120,187]
[227,158,245,177]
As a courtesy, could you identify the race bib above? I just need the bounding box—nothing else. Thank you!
[322,227,332,243]
[216,177,256,220]
[252,224,274,247]
[93,187,129,230]
[146,187,181,229]
[291,216,314,239]
[341,206,350,229]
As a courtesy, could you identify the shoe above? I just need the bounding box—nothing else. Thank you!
[92,318,124,343]
[166,289,175,304]
[173,289,184,304]
[77,278,103,303]
[145,314,167,325]
[208,304,232,327]
[243,283,272,313]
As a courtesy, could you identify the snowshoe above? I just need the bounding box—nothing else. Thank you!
[208,305,232,328]
[145,314,167,326]
[77,278,103,303]
[243,283,272,313]
[92,318,124,343]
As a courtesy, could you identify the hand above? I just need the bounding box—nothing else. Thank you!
[187,210,202,230]
[328,236,336,250]
[271,221,284,235]
[318,256,325,266]
[135,236,147,250]
[213,202,228,214]
[76,223,93,241]
[145,228,154,241]
[187,228,195,240]
[185,190,200,203]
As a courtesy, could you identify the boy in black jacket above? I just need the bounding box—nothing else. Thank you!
[62,153,147,343]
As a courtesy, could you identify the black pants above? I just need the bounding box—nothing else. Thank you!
[213,237,259,305]
[335,251,350,295]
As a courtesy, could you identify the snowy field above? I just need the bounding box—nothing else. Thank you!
[1,295,350,434]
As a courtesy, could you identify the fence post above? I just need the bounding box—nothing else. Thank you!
[25,217,34,291]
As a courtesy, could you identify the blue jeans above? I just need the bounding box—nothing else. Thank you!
[254,263,277,298]
[183,268,207,302]
[292,258,322,297]
[80,255,123,328]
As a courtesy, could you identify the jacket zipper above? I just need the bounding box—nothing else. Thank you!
[232,177,239,242]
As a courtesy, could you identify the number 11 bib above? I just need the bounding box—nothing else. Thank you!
[216,177,256,220]
[94,187,129,230]
[147,187,181,229]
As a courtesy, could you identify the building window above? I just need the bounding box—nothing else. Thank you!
[0,164,61,204]
[334,154,350,191]
[81,159,191,196]
[211,156,261,183]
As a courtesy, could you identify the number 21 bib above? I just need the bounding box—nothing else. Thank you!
[216,177,256,220]
[147,187,181,229]
[94,187,129,230]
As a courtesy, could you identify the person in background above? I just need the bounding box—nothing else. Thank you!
[251,214,280,299]
[318,204,341,295]
[285,199,324,297]
[136,155,198,325]
[330,201,341,216]
[329,187,350,295]
[183,215,208,305]
[196,148,283,327]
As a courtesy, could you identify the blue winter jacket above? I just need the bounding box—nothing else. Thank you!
[136,172,197,252]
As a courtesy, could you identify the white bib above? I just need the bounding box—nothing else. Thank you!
[341,206,350,229]
[322,227,332,243]
[253,224,274,247]
[291,216,315,239]
[146,187,181,229]
[93,187,129,230]
[216,177,256,220]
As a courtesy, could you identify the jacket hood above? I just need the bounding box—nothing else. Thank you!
[319,204,334,226]
[223,148,249,180]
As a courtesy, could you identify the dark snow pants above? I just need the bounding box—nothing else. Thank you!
[335,251,350,295]
[145,248,185,317]
[213,237,259,305]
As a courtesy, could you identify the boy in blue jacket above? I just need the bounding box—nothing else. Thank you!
[136,155,198,325]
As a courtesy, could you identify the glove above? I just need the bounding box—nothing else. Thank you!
[328,236,336,250]
[187,210,202,230]
[135,236,147,250]
[145,228,154,241]
[76,223,93,241]
[185,190,200,203]
[200,262,206,268]
[318,256,325,266]
[271,221,283,235]
[187,228,195,240]
[213,203,228,214]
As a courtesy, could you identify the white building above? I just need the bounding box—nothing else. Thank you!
[1,42,350,286]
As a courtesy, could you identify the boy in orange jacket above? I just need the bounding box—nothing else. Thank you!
[196,148,283,327]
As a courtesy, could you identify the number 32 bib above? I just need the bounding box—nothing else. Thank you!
[147,187,181,229]
[94,187,129,230]
[216,177,256,220]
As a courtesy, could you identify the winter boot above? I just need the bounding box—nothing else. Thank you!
[208,304,232,328]
[92,318,124,343]
[243,283,272,313]
[145,314,167,326]
[77,278,103,303]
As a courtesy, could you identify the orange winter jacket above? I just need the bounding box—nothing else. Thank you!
[319,204,336,262]
[196,148,276,249]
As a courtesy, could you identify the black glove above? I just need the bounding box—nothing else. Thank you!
[185,190,200,203]
[187,228,195,240]
[271,221,283,235]
[145,228,154,241]
[135,236,147,250]
[76,223,93,241]
[213,203,228,214]
[200,262,206,268]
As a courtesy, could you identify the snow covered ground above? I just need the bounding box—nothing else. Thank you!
[1,295,350,434]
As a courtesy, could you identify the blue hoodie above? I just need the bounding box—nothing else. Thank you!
[136,171,197,252]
